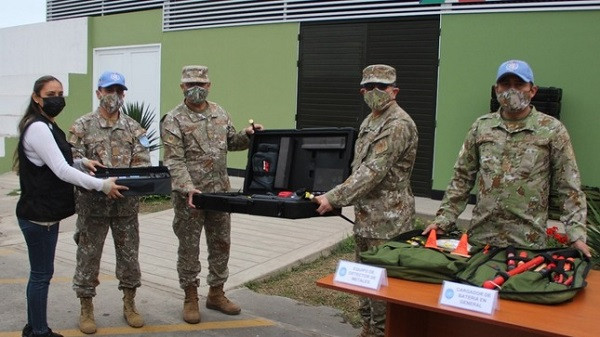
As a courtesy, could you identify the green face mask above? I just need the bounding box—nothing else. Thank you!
[363,88,392,111]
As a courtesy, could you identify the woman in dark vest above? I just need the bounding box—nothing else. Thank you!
[14,75,126,337]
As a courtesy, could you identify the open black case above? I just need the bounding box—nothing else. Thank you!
[193,127,356,219]
[94,166,172,196]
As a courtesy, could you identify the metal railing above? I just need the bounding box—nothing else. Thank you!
[46,0,600,31]
[47,0,163,21]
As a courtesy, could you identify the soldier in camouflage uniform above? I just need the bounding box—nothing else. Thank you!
[423,60,591,257]
[69,71,151,334]
[314,64,418,337]
[160,65,262,324]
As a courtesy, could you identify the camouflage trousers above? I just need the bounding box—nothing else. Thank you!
[73,215,141,298]
[172,191,231,289]
[355,235,388,337]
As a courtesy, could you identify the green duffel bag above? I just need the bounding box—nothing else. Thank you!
[455,246,591,304]
[359,229,476,284]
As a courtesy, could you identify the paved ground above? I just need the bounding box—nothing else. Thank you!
[0,171,473,336]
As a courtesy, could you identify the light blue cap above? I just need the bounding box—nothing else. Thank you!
[97,71,128,90]
[496,60,534,83]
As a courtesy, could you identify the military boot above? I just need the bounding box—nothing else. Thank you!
[183,285,201,324]
[79,297,97,334]
[206,285,241,315]
[122,288,144,328]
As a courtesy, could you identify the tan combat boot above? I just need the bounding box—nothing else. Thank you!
[79,297,97,334]
[122,288,145,328]
[183,285,201,324]
[206,285,241,315]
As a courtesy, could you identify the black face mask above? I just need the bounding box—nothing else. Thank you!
[41,96,66,117]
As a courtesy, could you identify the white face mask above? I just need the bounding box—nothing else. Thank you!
[99,92,123,114]
[496,88,531,113]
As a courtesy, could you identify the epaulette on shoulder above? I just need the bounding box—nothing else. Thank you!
[478,112,498,121]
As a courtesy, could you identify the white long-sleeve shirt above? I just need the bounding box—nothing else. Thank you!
[22,121,105,192]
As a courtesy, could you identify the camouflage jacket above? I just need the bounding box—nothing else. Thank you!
[325,102,418,239]
[68,109,151,217]
[160,101,250,194]
[434,108,587,248]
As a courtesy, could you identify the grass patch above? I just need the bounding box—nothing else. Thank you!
[246,236,362,328]
[138,194,172,214]
[244,219,430,328]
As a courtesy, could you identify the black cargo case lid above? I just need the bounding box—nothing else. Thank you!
[243,127,356,195]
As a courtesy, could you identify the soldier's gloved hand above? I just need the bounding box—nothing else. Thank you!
[102,177,128,199]
[572,239,592,258]
[187,189,202,208]
[422,223,445,236]
[314,195,333,215]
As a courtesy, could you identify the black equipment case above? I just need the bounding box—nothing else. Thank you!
[193,127,356,219]
[94,166,172,196]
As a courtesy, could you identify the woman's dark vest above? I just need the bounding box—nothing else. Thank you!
[16,116,76,222]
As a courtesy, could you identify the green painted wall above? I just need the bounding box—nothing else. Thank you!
[1,138,17,173]
[52,9,299,172]
[434,11,600,190]
[160,22,299,168]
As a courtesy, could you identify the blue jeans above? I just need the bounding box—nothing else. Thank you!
[18,218,59,335]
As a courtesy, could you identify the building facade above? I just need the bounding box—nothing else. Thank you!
[1,0,598,197]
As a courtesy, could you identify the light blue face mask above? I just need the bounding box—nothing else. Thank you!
[185,86,208,105]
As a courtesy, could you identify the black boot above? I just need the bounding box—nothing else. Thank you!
[31,328,63,337]
[22,324,32,337]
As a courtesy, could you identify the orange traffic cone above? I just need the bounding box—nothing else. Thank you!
[424,230,438,249]
[451,233,470,257]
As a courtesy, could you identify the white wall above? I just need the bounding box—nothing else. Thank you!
[0,17,87,145]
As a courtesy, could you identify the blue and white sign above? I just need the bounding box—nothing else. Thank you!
[334,260,388,290]
[439,281,498,315]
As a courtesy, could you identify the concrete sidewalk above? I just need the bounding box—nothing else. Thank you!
[0,171,472,336]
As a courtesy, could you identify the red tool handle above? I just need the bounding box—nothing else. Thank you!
[506,246,516,271]
[483,255,545,289]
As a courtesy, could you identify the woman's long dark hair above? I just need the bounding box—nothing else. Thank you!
[12,75,62,171]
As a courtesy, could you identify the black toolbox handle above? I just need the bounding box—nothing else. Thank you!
[228,198,253,206]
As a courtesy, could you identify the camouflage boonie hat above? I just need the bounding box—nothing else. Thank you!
[360,64,396,85]
[181,65,210,83]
